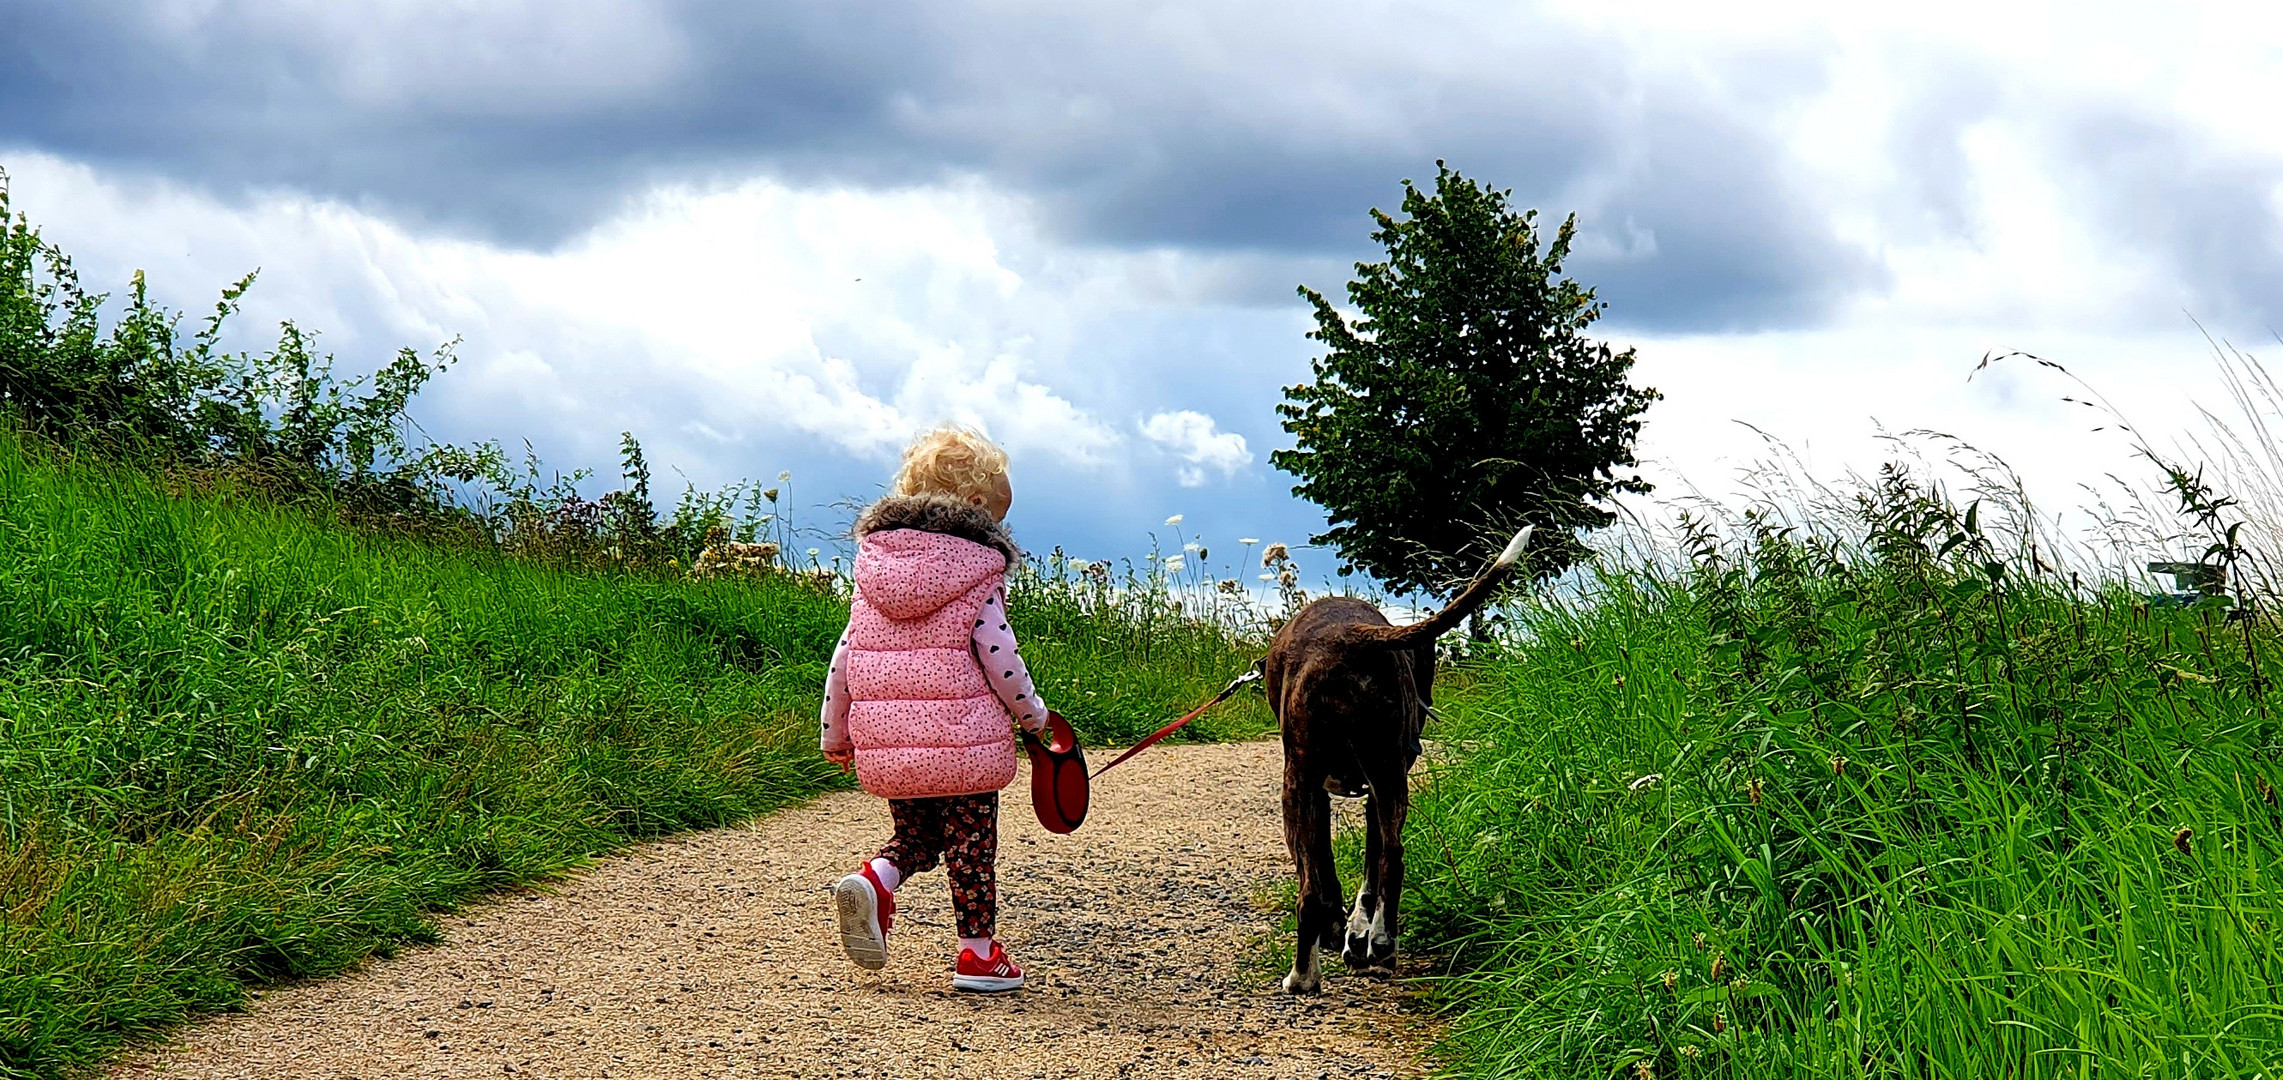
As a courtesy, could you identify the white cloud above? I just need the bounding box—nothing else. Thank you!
[1138,410,1254,487]
[1,153,1152,474]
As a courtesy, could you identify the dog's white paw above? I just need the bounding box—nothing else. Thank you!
[1282,968,1322,995]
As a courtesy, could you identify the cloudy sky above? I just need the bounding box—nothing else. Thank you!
[4,1,2279,580]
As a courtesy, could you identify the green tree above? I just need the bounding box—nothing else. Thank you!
[1273,164,1659,601]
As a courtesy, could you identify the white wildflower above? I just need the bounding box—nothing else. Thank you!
[1259,572,1275,581]
[1183,542,1201,552]
[1163,555,1185,572]
[1239,538,1260,545]
[778,470,792,482]
[1165,514,1184,526]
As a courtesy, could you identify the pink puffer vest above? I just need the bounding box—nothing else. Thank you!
[843,528,1019,798]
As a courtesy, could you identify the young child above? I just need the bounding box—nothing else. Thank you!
[819,426,1050,992]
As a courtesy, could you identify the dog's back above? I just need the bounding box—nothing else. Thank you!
[1266,598,1434,796]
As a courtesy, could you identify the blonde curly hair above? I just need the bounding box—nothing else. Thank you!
[892,425,1009,505]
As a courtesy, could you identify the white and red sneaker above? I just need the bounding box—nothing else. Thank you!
[951,942,1026,992]
[832,863,894,970]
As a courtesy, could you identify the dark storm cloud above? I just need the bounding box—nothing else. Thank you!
[2053,113,2283,333]
[3,1,1887,328]
[1562,103,1889,330]
[0,2,950,239]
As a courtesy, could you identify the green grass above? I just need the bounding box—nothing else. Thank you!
[0,433,1265,1080]
[1406,485,2283,1078]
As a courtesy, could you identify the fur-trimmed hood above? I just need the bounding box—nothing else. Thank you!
[853,493,1021,566]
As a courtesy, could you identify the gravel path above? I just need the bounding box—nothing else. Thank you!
[114,741,1436,1080]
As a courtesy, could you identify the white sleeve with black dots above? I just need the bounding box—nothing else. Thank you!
[972,587,1048,732]
[819,628,854,752]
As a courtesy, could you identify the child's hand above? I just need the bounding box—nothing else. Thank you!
[824,748,855,772]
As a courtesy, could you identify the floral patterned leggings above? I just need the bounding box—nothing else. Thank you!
[876,792,999,939]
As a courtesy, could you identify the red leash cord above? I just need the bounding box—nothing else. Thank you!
[1090,668,1262,779]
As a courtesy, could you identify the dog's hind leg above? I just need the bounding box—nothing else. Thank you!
[1282,781,1339,994]
[1342,798,1383,973]
[1357,767,1410,973]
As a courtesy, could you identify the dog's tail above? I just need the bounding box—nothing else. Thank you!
[1349,525,1533,648]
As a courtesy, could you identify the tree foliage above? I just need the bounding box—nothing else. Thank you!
[1274,164,1660,597]
[0,171,457,492]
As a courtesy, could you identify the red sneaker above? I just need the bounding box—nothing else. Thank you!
[952,941,1026,992]
[833,863,894,970]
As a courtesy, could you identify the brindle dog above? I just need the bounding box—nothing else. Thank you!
[1265,527,1531,994]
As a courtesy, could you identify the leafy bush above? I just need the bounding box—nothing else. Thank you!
[0,174,783,571]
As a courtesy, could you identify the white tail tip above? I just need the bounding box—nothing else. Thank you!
[1495,525,1534,567]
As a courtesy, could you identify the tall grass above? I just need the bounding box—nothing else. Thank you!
[0,431,1265,1080]
[1408,464,2283,1078]
[1010,549,1274,746]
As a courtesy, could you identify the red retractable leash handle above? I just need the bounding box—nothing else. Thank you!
[1090,667,1262,780]
[1022,712,1090,834]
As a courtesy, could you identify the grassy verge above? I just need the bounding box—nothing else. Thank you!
[0,433,1263,1080]
[1406,480,2283,1077]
